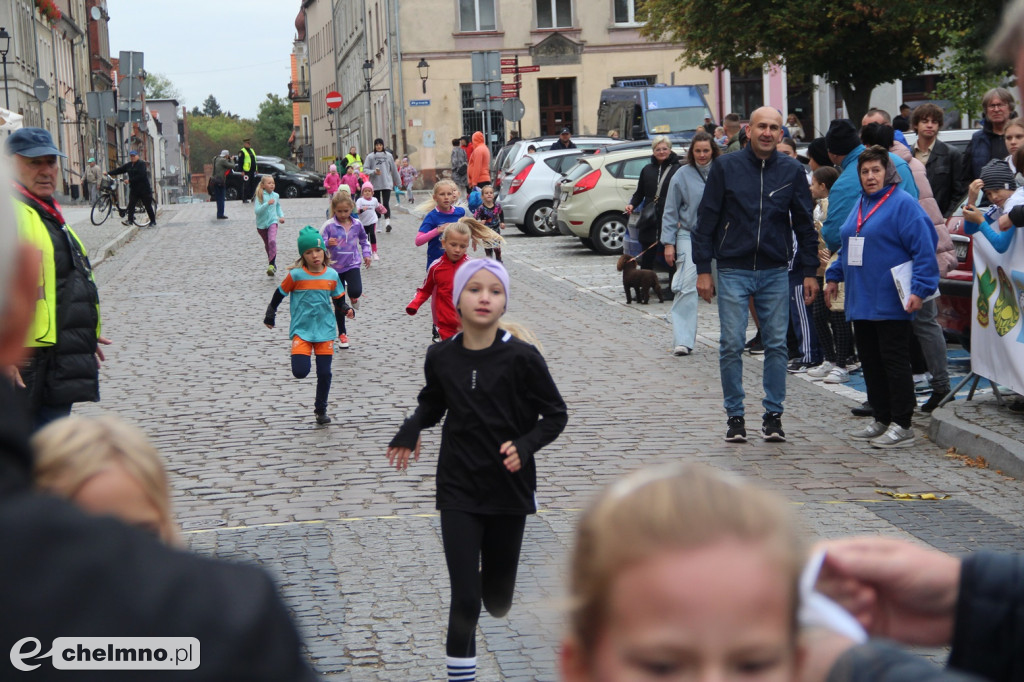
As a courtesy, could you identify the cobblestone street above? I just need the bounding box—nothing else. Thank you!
[76,198,1024,681]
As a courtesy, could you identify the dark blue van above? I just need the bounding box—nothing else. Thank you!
[597,82,713,141]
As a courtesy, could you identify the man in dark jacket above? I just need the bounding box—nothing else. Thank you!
[549,127,576,150]
[912,103,969,216]
[5,128,111,430]
[964,87,1015,180]
[693,107,820,444]
[0,195,317,680]
[108,149,156,227]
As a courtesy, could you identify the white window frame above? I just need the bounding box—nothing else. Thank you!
[460,0,496,32]
[613,0,640,25]
[536,0,572,28]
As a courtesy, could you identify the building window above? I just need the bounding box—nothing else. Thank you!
[537,0,571,28]
[460,84,505,154]
[460,0,496,31]
[613,0,637,24]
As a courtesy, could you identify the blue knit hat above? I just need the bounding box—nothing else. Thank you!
[297,225,324,254]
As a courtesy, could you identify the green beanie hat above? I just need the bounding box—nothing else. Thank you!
[297,225,324,255]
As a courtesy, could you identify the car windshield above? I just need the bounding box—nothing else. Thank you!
[646,107,706,137]
[276,158,303,173]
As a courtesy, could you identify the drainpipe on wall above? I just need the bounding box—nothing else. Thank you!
[392,0,407,155]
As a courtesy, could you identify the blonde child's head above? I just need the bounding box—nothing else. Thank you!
[561,464,806,680]
[441,221,472,262]
[32,415,178,544]
[455,216,505,250]
[419,178,460,213]
[254,174,275,203]
[481,185,496,203]
[331,192,355,218]
[1005,118,1024,157]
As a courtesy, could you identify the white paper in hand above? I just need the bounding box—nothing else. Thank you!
[798,549,868,643]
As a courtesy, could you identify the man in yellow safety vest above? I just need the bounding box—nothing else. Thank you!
[238,138,259,203]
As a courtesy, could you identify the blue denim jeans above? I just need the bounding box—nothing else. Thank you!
[670,233,698,349]
[717,267,789,416]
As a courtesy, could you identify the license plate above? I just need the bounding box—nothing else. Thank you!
[560,191,568,203]
[955,241,968,260]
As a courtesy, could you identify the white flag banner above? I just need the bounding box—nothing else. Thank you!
[969,226,1024,395]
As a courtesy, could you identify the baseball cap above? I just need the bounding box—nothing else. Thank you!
[129,150,139,157]
[4,127,67,158]
[560,127,571,135]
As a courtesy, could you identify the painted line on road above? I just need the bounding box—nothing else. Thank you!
[182,497,951,534]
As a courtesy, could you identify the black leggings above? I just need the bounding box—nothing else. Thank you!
[374,190,391,219]
[336,268,362,334]
[365,223,377,245]
[291,353,332,413]
[440,510,526,658]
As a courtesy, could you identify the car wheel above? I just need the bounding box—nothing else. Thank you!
[225,186,239,201]
[579,237,594,248]
[522,200,556,237]
[284,185,299,199]
[589,214,627,255]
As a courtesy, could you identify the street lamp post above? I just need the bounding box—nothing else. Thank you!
[417,58,430,94]
[362,60,373,143]
[0,28,11,110]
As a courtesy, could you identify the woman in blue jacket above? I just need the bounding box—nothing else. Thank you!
[825,146,939,449]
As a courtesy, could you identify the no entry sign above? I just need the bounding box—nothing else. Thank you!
[326,91,343,109]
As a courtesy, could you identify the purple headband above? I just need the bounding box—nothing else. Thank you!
[452,258,510,312]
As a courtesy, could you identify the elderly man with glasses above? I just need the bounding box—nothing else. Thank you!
[965,87,1017,180]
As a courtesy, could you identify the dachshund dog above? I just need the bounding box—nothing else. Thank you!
[616,253,664,304]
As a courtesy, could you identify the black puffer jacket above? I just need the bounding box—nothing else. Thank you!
[18,202,100,409]
[108,158,152,193]
[629,151,682,241]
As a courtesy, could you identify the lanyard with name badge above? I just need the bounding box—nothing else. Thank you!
[848,185,895,266]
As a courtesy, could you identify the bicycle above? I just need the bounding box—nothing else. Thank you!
[90,175,155,227]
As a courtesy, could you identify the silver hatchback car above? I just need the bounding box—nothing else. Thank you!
[498,149,591,236]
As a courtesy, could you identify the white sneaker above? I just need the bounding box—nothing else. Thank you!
[824,367,850,384]
[870,423,916,448]
[372,252,380,261]
[806,361,836,379]
[350,298,360,310]
[848,421,888,440]
[673,345,692,356]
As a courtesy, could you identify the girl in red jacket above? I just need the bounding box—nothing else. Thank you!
[406,219,501,340]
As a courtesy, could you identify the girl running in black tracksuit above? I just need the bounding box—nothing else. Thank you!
[387,259,567,682]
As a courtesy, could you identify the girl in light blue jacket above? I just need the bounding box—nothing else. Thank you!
[661,131,720,356]
[254,175,285,276]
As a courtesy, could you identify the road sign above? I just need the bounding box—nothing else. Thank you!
[326,91,343,109]
[409,99,430,106]
[501,83,519,92]
[500,67,517,74]
[502,98,526,122]
[517,65,541,73]
[500,58,517,65]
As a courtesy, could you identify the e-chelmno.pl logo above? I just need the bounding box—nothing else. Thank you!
[10,637,199,671]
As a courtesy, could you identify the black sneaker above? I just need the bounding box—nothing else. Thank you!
[851,401,874,417]
[431,326,441,343]
[314,411,331,425]
[725,416,747,442]
[787,360,814,373]
[921,388,949,413]
[761,412,786,442]
[745,333,764,355]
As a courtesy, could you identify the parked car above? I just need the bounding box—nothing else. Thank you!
[498,149,590,236]
[936,196,975,349]
[226,155,326,200]
[552,145,687,255]
[493,136,618,191]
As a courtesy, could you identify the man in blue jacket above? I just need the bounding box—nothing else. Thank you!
[693,106,820,444]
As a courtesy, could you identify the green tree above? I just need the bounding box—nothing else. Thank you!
[186,114,254,175]
[201,95,223,118]
[933,45,1012,127]
[253,93,293,158]
[145,72,181,101]
[638,0,972,123]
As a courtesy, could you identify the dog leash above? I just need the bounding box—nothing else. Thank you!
[625,241,660,265]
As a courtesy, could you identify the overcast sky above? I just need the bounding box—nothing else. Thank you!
[106,0,301,119]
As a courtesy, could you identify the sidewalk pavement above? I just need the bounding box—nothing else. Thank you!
[393,200,1024,485]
